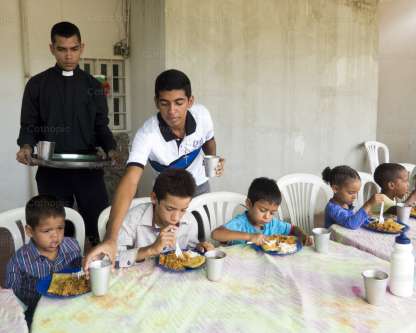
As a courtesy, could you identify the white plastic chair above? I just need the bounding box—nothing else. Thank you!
[400,163,416,174]
[188,192,247,241]
[64,207,85,255]
[409,166,416,192]
[356,172,380,209]
[0,206,85,254]
[277,173,332,235]
[98,197,151,241]
[0,207,26,251]
[364,141,390,174]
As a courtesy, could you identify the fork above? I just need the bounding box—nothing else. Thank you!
[379,202,385,224]
[175,242,183,258]
[71,269,85,279]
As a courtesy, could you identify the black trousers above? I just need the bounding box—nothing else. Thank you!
[36,167,108,243]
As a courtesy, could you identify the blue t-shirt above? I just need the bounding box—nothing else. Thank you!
[223,212,292,244]
[324,200,369,230]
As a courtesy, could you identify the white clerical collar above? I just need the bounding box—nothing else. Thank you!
[62,70,74,77]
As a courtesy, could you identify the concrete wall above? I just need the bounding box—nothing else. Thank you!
[0,1,30,210]
[378,0,416,163]
[129,0,165,196]
[163,0,379,194]
[0,0,381,208]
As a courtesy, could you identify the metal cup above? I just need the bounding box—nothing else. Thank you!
[312,227,331,253]
[203,155,220,178]
[396,203,411,224]
[89,259,111,296]
[205,250,226,282]
[362,269,388,305]
[36,141,55,160]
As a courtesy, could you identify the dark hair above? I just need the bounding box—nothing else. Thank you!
[51,21,81,43]
[374,163,406,189]
[322,165,360,186]
[153,169,196,201]
[155,69,192,98]
[247,177,282,205]
[26,195,66,229]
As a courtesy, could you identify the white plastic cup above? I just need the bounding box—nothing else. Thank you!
[203,155,220,178]
[89,259,111,296]
[312,228,331,253]
[205,250,226,282]
[362,269,388,305]
[396,203,411,224]
[36,141,55,160]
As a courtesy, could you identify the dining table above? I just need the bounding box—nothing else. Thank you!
[0,288,28,333]
[330,217,416,261]
[32,242,416,333]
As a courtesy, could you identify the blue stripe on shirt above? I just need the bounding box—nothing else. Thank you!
[5,237,82,309]
[324,200,369,229]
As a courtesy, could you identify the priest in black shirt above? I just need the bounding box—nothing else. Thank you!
[16,22,118,245]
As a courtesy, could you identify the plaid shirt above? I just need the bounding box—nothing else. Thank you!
[5,237,82,309]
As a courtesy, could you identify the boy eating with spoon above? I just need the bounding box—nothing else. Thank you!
[211,177,311,246]
[116,169,214,265]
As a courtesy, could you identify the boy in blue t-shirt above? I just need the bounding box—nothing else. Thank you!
[211,177,310,245]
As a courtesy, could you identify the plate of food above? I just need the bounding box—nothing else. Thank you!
[36,268,90,298]
[363,216,409,234]
[157,249,206,272]
[252,235,302,256]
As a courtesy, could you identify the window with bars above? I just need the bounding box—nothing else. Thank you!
[79,58,128,131]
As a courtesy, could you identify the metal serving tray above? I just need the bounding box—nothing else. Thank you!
[31,154,112,169]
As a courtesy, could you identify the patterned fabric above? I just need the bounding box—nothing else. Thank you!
[32,243,416,333]
[5,237,81,309]
[223,212,291,244]
[0,289,28,333]
[325,200,369,229]
[330,218,416,261]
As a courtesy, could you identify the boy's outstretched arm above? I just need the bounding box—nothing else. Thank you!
[211,226,265,245]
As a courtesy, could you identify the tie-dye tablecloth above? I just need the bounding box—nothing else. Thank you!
[32,243,416,333]
[0,289,28,333]
[330,218,416,261]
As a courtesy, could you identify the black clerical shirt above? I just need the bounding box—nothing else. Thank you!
[17,64,116,154]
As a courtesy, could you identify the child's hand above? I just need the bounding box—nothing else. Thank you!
[292,226,311,246]
[369,193,384,206]
[363,193,385,214]
[196,241,215,253]
[152,225,177,254]
[248,233,265,245]
[304,235,314,246]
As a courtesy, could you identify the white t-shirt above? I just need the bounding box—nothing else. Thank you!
[127,104,214,185]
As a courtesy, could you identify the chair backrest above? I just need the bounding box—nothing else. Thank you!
[0,207,26,251]
[399,163,416,174]
[357,172,380,209]
[98,197,151,241]
[188,192,247,241]
[0,206,85,257]
[410,166,416,193]
[277,173,332,235]
[64,207,85,255]
[364,141,390,174]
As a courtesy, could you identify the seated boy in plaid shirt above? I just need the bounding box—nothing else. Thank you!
[5,195,82,327]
